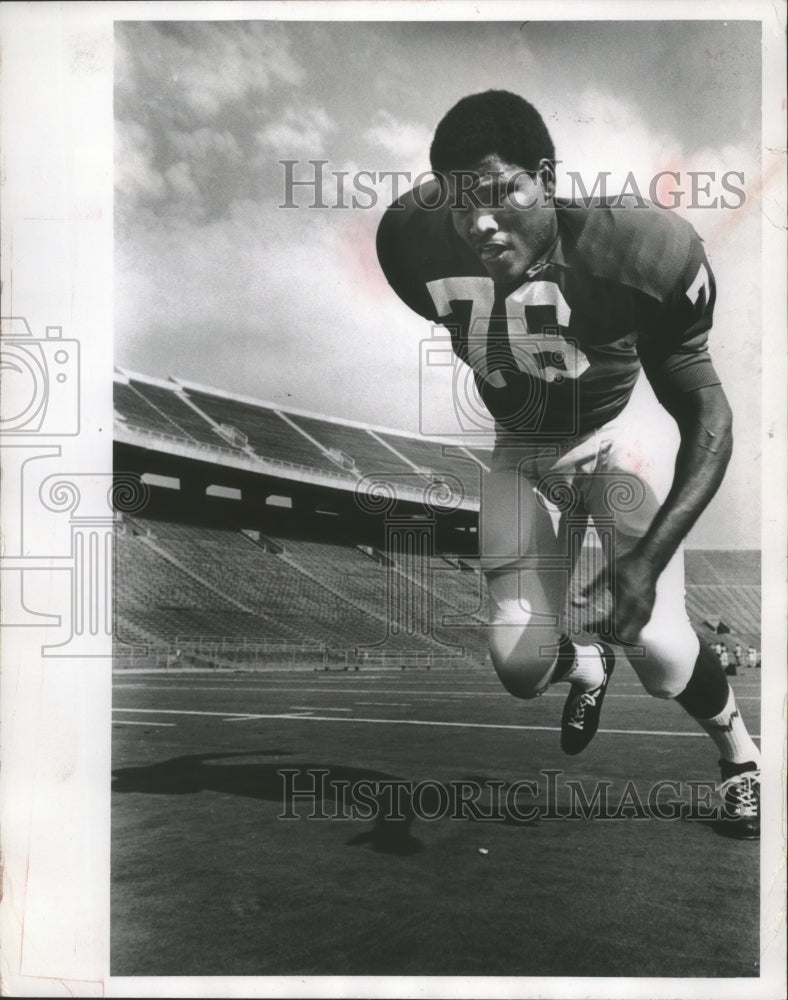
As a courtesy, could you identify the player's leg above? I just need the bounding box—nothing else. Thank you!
[481,453,614,744]
[587,409,760,836]
[672,635,760,838]
[628,554,760,838]
[481,459,568,698]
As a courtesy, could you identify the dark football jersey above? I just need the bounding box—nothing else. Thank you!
[377,181,719,440]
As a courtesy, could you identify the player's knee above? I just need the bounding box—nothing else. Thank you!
[488,626,555,700]
[493,662,545,700]
[630,620,697,699]
[639,675,686,699]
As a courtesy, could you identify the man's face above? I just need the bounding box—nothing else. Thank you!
[449,155,557,285]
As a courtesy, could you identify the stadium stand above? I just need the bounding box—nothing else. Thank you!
[116,523,299,644]
[685,550,760,586]
[374,432,484,498]
[113,370,760,671]
[184,390,337,472]
[272,536,489,658]
[428,556,488,617]
[114,611,159,649]
[684,550,761,651]
[114,382,185,439]
[128,379,238,450]
[115,515,475,665]
[684,585,760,651]
[284,412,415,479]
[270,537,393,609]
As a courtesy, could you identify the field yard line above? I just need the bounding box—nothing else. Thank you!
[113,683,760,702]
[111,707,759,739]
[111,720,176,727]
[114,707,248,717]
[288,705,354,711]
[223,712,314,720]
[113,685,510,696]
[356,702,412,706]
[424,693,762,701]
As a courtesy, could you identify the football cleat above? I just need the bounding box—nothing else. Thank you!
[717,760,760,840]
[560,642,615,755]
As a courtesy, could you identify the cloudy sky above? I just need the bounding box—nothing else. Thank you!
[115,18,763,547]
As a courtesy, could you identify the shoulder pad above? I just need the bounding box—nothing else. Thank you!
[557,198,698,302]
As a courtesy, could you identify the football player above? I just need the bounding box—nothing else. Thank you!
[377,91,760,838]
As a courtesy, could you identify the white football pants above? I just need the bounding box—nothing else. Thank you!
[480,380,700,699]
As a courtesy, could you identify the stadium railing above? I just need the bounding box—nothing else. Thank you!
[116,422,481,508]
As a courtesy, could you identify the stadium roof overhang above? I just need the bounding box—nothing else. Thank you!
[114,422,481,517]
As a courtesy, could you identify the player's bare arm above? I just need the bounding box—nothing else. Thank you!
[639,382,733,574]
[599,383,734,643]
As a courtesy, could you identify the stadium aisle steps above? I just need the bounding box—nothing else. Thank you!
[125,381,202,443]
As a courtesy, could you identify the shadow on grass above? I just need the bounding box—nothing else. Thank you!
[112,751,539,855]
[112,750,426,853]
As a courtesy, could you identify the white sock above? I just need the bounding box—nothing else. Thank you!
[696,688,760,766]
[562,643,605,692]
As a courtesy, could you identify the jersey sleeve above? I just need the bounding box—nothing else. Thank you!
[637,231,721,403]
[376,192,440,322]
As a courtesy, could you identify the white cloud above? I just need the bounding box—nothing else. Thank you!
[117,22,305,122]
[164,161,201,203]
[116,23,310,221]
[255,105,335,157]
[115,194,431,429]
[115,119,166,203]
[364,110,433,165]
[174,23,304,117]
[169,127,243,164]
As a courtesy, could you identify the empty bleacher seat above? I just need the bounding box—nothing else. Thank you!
[284,414,415,479]
[184,392,335,472]
[374,433,484,498]
[129,381,241,450]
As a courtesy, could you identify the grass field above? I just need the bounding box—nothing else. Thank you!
[111,665,760,978]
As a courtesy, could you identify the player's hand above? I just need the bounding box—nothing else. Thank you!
[576,549,658,644]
